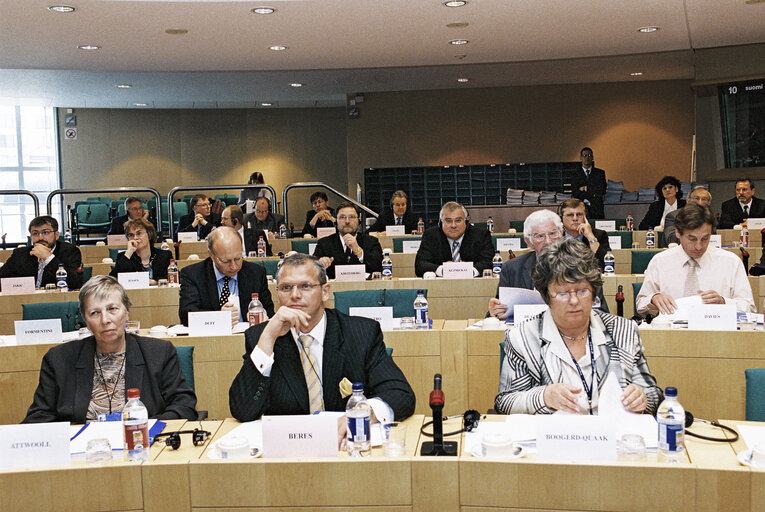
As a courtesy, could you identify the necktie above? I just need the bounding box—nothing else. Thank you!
[36,259,46,288]
[345,245,353,262]
[396,217,402,225]
[298,334,324,413]
[584,169,590,179]
[452,240,461,262]
[682,258,699,298]
[219,276,231,307]
[744,205,749,217]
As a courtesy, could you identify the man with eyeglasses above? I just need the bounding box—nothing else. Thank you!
[559,198,610,270]
[175,194,221,241]
[718,177,765,229]
[664,186,714,246]
[415,201,494,277]
[178,227,274,326]
[220,205,272,257]
[107,196,148,236]
[229,253,415,422]
[313,201,382,279]
[0,215,83,290]
[301,191,336,237]
[243,197,286,237]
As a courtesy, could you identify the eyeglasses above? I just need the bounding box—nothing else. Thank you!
[549,288,592,302]
[337,215,358,221]
[31,230,55,237]
[127,206,143,212]
[255,209,269,214]
[442,218,465,225]
[530,230,562,243]
[126,230,146,240]
[277,283,322,293]
[214,256,242,265]
[195,202,211,209]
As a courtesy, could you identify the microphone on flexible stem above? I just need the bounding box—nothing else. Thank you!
[420,374,458,456]
[615,284,625,317]
[740,247,750,275]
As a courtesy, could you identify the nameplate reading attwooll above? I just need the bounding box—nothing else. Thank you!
[188,311,232,335]
[1,276,35,295]
[117,271,150,289]
[385,225,405,236]
[688,303,736,331]
[334,264,366,282]
[0,422,70,470]
[536,414,617,461]
[262,413,345,458]
[14,318,63,344]
[443,261,474,279]
[496,238,521,251]
[348,306,394,331]
[316,227,335,239]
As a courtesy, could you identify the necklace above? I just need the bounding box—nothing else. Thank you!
[558,326,589,342]
[95,351,126,414]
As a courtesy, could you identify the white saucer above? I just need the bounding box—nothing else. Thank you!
[207,443,262,460]
[469,443,525,459]
[736,449,765,468]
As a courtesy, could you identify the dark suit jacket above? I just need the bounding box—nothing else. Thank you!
[175,213,221,241]
[241,227,272,257]
[301,208,335,237]
[313,232,383,279]
[109,246,172,281]
[178,258,275,325]
[566,227,611,270]
[22,334,198,423]
[107,214,129,235]
[718,196,765,229]
[639,199,686,231]
[228,308,416,422]
[0,241,83,291]
[368,208,419,234]
[414,224,495,277]
[664,208,717,246]
[244,212,286,234]
[571,167,607,219]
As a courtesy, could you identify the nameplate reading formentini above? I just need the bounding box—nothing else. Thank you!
[14,318,63,344]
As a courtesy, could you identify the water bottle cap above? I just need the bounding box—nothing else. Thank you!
[665,386,677,397]
[352,382,364,392]
[127,388,140,399]
[251,293,258,299]
[417,289,424,295]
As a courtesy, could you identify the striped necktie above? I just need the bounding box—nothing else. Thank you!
[396,217,402,225]
[452,240,461,262]
[298,334,324,413]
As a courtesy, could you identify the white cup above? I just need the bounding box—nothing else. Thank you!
[423,271,436,279]
[481,429,515,457]
[102,257,114,264]
[148,325,169,337]
[751,444,765,466]
[482,317,501,330]
[218,435,251,459]
[188,254,200,260]
[96,241,106,246]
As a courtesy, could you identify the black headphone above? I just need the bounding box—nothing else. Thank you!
[683,411,739,443]
[420,409,482,437]
[154,428,211,450]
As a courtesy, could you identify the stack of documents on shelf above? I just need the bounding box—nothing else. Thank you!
[522,191,540,205]
[506,188,524,205]
[555,192,572,201]
[538,191,558,204]
[621,190,639,201]
[638,187,656,201]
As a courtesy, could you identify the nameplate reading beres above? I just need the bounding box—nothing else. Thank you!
[262,414,344,458]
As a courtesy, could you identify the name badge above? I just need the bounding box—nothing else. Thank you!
[1,276,35,295]
[536,415,617,461]
[188,311,232,335]
[385,225,405,236]
[14,318,63,344]
[0,422,70,470]
[348,306,394,331]
[443,261,474,279]
[106,234,128,246]
[608,236,622,250]
[316,227,335,239]
[402,240,421,253]
[747,218,765,230]
[334,264,366,282]
[595,220,616,231]
[496,238,521,251]
[308,243,317,255]
[177,232,198,243]
[709,234,721,248]
[262,414,344,458]
[513,304,549,324]
[117,271,150,289]
[688,303,737,331]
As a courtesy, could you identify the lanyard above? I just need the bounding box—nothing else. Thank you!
[566,330,596,415]
[95,352,125,414]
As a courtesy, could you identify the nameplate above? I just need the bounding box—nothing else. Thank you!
[1,276,35,295]
[106,234,128,246]
[177,232,198,243]
[595,220,616,231]
[385,225,405,236]
[536,414,616,461]
[14,319,63,344]
[747,218,765,230]
[0,422,70,470]
[443,261,474,279]
[349,306,394,331]
[513,304,549,324]
[308,243,317,255]
[188,311,232,335]
[709,234,721,248]
[316,227,335,239]
[402,240,421,253]
[688,303,737,331]
[117,271,150,289]
[334,264,366,282]
[496,238,522,251]
[262,414,344,458]
[608,236,622,250]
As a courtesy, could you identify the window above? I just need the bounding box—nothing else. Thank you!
[719,79,765,168]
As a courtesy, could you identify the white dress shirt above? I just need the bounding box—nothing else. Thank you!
[660,200,678,227]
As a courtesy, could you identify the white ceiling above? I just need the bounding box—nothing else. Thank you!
[0,0,763,108]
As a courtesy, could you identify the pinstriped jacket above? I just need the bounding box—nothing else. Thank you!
[495,309,661,415]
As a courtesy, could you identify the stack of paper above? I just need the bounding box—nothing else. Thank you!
[506,188,524,205]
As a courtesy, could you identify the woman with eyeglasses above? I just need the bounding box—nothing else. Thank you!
[110,217,171,285]
[495,238,661,415]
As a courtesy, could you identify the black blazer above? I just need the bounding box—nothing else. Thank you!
[313,232,383,279]
[639,199,686,231]
[229,308,416,422]
[368,208,419,234]
[174,213,221,241]
[573,227,611,270]
[301,208,335,237]
[241,227,272,257]
[22,334,198,423]
[414,224,495,277]
[243,212,286,234]
[0,241,83,291]
[178,257,275,326]
[109,245,172,281]
[718,196,765,229]
[107,214,129,235]
[570,167,608,219]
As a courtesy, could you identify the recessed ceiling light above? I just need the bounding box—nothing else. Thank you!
[134,103,148,107]
[443,0,467,6]
[457,77,470,83]
[289,82,303,88]
[269,45,287,51]
[165,29,188,35]
[261,102,273,107]
[630,72,644,76]
[449,39,469,45]
[454,54,467,60]
[251,6,275,14]
[116,84,132,89]
[48,5,75,13]
[637,26,659,33]
[77,44,101,50]
[446,22,469,28]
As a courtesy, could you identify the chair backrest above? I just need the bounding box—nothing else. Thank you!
[173,201,189,218]
[631,251,659,274]
[76,203,110,226]
[632,282,643,315]
[382,288,425,317]
[108,247,124,261]
[22,301,81,332]
[291,239,315,255]
[746,368,765,421]
[81,265,93,285]
[386,347,393,357]
[333,290,384,314]
[391,236,425,253]
[175,345,196,391]
[255,259,279,277]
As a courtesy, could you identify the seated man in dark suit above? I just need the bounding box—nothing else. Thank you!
[414,201,494,277]
[301,191,335,237]
[229,253,415,422]
[0,215,83,291]
[221,205,272,257]
[175,193,221,241]
[243,197,286,237]
[313,201,383,279]
[179,226,274,326]
[368,190,419,234]
[718,177,765,229]
[107,196,148,235]
[664,186,713,246]
[560,198,610,270]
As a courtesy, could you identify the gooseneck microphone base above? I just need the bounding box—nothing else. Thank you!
[420,373,458,456]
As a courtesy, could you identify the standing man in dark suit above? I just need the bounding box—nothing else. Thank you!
[0,215,83,290]
[178,227,274,326]
[313,201,383,279]
[414,201,494,277]
[107,196,148,235]
[229,253,415,422]
[718,177,765,229]
[221,205,272,257]
[175,194,221,241]
[301,191,336,237]
[570,147,607,219]
[368,190,419,234]
[560,198,611,270]
[243,197,286,237]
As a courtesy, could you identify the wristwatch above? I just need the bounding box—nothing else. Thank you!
[588,239,597,244]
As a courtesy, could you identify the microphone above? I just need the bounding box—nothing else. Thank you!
[740,247,750,275]
[420,373,458,456]
[615,284,625,317]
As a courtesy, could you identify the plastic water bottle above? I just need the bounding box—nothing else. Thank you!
[257,236,266,257]
[279,224,288,239]
[603,250,615,274]
[625,213,634,231]
[167,259,179,285]
[646,228,656,248]
[658,386,685,462]
[382,249,393,279]
[247,293,266,326]
[64,229,72,244]
[414,289,428,329]
[487,216,494,233]
[55,264,68,292]
[492,250,502,276]
[346,382,371,457]
[741,226,750,248]
[160,241,170,252]
[417,217,425,234]
[123,388,149,462]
